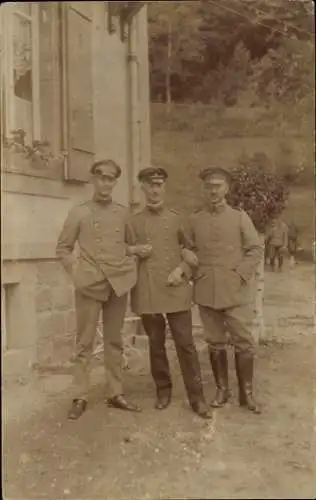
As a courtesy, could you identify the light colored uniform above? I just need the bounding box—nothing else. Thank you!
[56,196,137,400]
[266,220,288,268]
[186,201,264,353]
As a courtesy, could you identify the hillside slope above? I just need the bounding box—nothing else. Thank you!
[151,104,314,251]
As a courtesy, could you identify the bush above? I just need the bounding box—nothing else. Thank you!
[227,152,289,233]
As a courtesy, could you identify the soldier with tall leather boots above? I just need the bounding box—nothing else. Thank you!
[186,167,263,414]
[56,159,141,420]
[126,166,211,420]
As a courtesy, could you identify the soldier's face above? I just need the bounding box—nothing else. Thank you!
[203,176,229,204]
[142,181,165,203]
[92,172,117,196]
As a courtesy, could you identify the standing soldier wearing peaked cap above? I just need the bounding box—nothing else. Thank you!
[126,166,211,419]
[186,166,263,414]
[56,159,141,419]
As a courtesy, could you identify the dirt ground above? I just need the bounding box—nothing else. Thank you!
[3,262,316,500]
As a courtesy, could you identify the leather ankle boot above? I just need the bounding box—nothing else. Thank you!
[235,351,261,414]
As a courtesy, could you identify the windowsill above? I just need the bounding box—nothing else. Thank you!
[2,148,64,180]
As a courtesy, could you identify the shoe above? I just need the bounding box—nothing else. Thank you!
[191,399,212,420]
[235,352,261,414]
[68,398,87,420]
[154,394,171,410]
[209,349,229,408]
[107,395,141,412]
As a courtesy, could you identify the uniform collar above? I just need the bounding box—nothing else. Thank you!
[206,199,227,214]
[145,201,165,214]
[92,193,112,205]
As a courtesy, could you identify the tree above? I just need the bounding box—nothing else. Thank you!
[148,0,314,103]
[148,1,204,107]
[227,152,289,233]
[249,38,314,106]
[195,42,253,105]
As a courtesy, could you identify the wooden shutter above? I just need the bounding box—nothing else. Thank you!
[63,2,94,182]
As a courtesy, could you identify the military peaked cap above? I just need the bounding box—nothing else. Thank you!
[199,166,232,183]
[90,159,122,179]
[138,167,168,183]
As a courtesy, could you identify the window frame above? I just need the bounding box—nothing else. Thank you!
[2,2,40,143]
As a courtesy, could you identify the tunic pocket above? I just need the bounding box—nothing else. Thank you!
[74,260,104,289]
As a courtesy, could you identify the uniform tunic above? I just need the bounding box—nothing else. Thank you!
[267,220,288,248]
[56,198,137,300]
[187,202,263,310]
[127,206,193,314]
[56,197,137,400]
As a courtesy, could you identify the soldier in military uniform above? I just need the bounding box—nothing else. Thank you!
[266,218,288,271]
[187,167,263,414]
[56,159,141,419]
[126,167,211,419]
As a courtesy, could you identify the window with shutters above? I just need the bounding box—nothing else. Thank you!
[2,2,40,145]
[1,2,96,182]
[1,2,62,178]
[62,2,95,182]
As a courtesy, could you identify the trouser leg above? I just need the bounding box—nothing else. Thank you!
[264,243,270,264]
[225,305,261,414]
[102,291,127,399]
[277,247,284,270]
[72,291,102,402]
[288,239,297,267]
[198,305,229,407]
[166,310,205,406]
[270,246,276,270]
[67,291,102,419]
[141,313,172,397]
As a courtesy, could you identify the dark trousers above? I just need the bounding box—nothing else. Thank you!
[270,245,284,269]
[264,241,270,263]
[141,310,204,405]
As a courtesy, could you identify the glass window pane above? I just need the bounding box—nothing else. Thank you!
[13,13,32,102]
[13,12,33,144]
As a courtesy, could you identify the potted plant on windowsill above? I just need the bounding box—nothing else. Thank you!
[3,129,66,175]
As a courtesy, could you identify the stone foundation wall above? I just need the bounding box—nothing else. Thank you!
[35,261,76,366]
[2,258,140,378]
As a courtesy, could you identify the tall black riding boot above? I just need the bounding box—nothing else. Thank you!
[235,351,261,414]
[209,349,229,408]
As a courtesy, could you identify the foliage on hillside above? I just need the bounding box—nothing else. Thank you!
[148,0,314,138]
[148,0,314,103]
[149,0,314,243]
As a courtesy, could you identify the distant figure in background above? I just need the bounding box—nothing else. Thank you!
[287,221,299,267]
[264,233,271,265]
[267,218,288,271]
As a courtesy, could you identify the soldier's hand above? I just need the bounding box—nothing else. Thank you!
[167,266,184,286]
[130,244,152,259]
[64,258,78,279]
[138,244,153,258]
[233,270,246,285]
[180,248,199,268]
